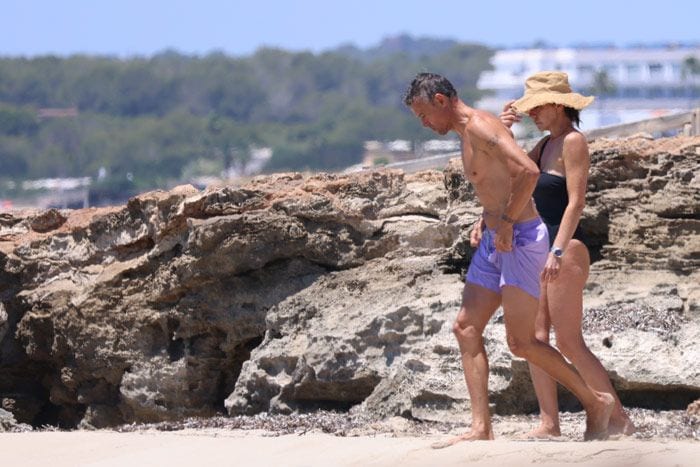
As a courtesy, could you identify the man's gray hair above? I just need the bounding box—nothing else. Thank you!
[403,73,457,106]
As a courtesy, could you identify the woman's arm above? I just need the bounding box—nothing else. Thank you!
[499,99,543,164]
[470,214,485,247]
[541,131,589,282]
[498,100,521,136]
[553,132,590,251]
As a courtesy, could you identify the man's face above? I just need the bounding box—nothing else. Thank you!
[410,95,451,135]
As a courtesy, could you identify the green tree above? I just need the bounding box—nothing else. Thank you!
[205,115,261,176]
[589,70,616,98]
[0,37,494,197]
[0,104,38,136]
[682,56,700,78]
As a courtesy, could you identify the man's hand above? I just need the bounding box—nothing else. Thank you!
[494,222,513,252]
[499,100,522,129]
[540,253,562,282]
[469,218,484,247]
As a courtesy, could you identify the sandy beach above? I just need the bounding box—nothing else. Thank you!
[1,430,699,467]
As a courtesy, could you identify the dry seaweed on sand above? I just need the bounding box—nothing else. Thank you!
[582,302,685,340]
[111,409,699,441]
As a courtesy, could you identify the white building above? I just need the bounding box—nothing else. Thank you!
[477,45,700,131]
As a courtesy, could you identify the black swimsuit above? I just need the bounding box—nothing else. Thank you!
[533,137,586,247]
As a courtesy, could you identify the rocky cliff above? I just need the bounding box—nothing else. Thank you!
[0,135,698,429]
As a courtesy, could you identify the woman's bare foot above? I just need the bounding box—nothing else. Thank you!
[518,424,561,440]
[431,430,494,449]
[608,412,636,437]
[583,393,615,441]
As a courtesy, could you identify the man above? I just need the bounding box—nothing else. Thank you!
[403,73,613,445]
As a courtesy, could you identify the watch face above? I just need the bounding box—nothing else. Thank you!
[551,247,563,257]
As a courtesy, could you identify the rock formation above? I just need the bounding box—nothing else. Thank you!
[0,135,698,429]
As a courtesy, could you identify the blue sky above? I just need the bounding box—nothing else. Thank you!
[2,0,698,57]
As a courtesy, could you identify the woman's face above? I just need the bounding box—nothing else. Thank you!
[528,103,560,131]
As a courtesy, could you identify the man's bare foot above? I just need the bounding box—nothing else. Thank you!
[431,430,494,449]
[608,413,636,437]
[517,425,561,440]
[583,393,615,441]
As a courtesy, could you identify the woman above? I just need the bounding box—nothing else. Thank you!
[475,71,634,437]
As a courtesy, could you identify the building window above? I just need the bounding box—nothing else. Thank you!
[647,86,664,98]
[510,63,527,77]
[671,64,682,79]
[670,87,685,98]
[626,64,642,80]
[576,65,594,81]
[623,87,641,98]
[649,63,664,79]
[603,64,618,77]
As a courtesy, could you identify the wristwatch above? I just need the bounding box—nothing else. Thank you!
[550,246,564,258]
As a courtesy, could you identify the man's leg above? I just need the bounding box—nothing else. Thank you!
[432,282,501,448]
[525,283,561,438]
[501,285,614,440]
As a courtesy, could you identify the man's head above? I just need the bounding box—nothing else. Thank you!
[403,73,458,135]
[403,73,457,106]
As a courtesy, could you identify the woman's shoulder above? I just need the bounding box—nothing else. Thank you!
[562,130,589,153]
[562,130,587,145]
[561,130,590,170]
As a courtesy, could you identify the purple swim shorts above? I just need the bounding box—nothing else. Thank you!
[466,217,549,299]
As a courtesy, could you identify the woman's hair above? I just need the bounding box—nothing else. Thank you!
[564,106,581,127]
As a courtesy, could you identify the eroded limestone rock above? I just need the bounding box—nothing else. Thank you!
[0,136,697,427]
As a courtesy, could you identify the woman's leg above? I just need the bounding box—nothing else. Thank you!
[526,281,561,437]
[548,241,635,435]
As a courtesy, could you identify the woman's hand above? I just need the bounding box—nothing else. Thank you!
[469,218,483,247]
[541,253,562,282]
[499,100,522,128]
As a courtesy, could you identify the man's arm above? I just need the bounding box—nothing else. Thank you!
[479,119,540,223]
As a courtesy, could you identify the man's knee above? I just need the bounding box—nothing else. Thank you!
[507,334,536,359]
[452,319,481,339]
[452,315,483,350]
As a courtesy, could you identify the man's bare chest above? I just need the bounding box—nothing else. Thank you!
[461,144,491,183]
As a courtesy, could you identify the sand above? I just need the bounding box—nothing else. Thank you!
[1,430,699,467]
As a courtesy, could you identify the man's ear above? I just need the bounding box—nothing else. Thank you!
[433,93,448,107]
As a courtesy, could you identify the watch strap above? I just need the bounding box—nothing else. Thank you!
[550,246,564,257]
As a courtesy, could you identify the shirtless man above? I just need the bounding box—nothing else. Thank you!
[403,73,614,444]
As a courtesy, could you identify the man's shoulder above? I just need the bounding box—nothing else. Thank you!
[467,111,515,152]
[471,109,500,125]
[467,110,503,136]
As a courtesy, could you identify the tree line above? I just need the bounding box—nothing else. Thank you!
[0,36,493,201]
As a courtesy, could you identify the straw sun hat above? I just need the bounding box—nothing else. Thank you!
[512,71,595,113]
